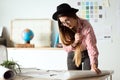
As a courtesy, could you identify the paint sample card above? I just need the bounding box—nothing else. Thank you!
[78,1,104,22]
[67,0,105,23]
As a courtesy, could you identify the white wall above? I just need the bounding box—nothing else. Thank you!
[0,0,67,46]
[7,48,68,70]
[97,0,120,80]
[0,0,120,79]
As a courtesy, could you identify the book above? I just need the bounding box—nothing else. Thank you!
[0,27,3,37]
[54,33,59,47]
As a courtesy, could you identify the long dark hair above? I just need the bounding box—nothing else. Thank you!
[57,13,82,67]
[57,13,78,45]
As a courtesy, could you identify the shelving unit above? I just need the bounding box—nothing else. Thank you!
[7,48,67,70]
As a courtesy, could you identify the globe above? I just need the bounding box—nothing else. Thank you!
[22,28,34,43]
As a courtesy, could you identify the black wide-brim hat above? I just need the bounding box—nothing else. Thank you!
[52,3,79,20]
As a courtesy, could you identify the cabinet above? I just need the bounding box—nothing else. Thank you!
[7,48,68,70]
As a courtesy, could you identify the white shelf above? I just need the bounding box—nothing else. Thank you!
[7,48,67,70]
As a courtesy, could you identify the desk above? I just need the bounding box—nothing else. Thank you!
[13,68,113,80]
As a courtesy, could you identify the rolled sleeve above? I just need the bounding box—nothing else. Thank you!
[62,44,74,52]
[85,27,99,65]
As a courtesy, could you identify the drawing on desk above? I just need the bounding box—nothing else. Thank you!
[19,68,113,80]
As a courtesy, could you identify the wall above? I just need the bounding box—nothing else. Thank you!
[0,0,67,47]
[0,0,120,79]
[97,0,120,80]
[7,48,68,70]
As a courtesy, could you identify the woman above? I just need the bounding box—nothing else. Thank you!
[52,3,101,74]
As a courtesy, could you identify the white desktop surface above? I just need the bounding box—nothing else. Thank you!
[7,48,114,80]
[14,68,113,80]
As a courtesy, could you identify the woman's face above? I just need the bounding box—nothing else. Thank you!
[59,16,77,29]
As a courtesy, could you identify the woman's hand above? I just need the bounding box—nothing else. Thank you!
[74,33,82,43]
[91,64,101,74]
[71,33,82,48]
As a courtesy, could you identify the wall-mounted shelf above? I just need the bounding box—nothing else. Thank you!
[7,47,67,70]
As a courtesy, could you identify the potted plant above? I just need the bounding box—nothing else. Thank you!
[0,60,21,74]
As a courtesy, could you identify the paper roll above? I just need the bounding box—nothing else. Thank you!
[0,66,15,80]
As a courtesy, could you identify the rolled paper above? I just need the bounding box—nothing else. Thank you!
[0,66,15,80]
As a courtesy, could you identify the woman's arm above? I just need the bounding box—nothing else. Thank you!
[63,32,82,52]
[85,26,101,74]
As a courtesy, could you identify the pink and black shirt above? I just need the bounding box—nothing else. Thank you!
[62,18,99,65]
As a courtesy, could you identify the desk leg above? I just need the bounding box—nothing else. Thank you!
[110,75,112,80]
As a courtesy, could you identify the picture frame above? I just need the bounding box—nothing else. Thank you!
[10,19,52,47]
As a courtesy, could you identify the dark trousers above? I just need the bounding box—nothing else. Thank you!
[67,50,91,70]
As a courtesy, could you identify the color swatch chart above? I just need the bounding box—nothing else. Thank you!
[76,1,105,23]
